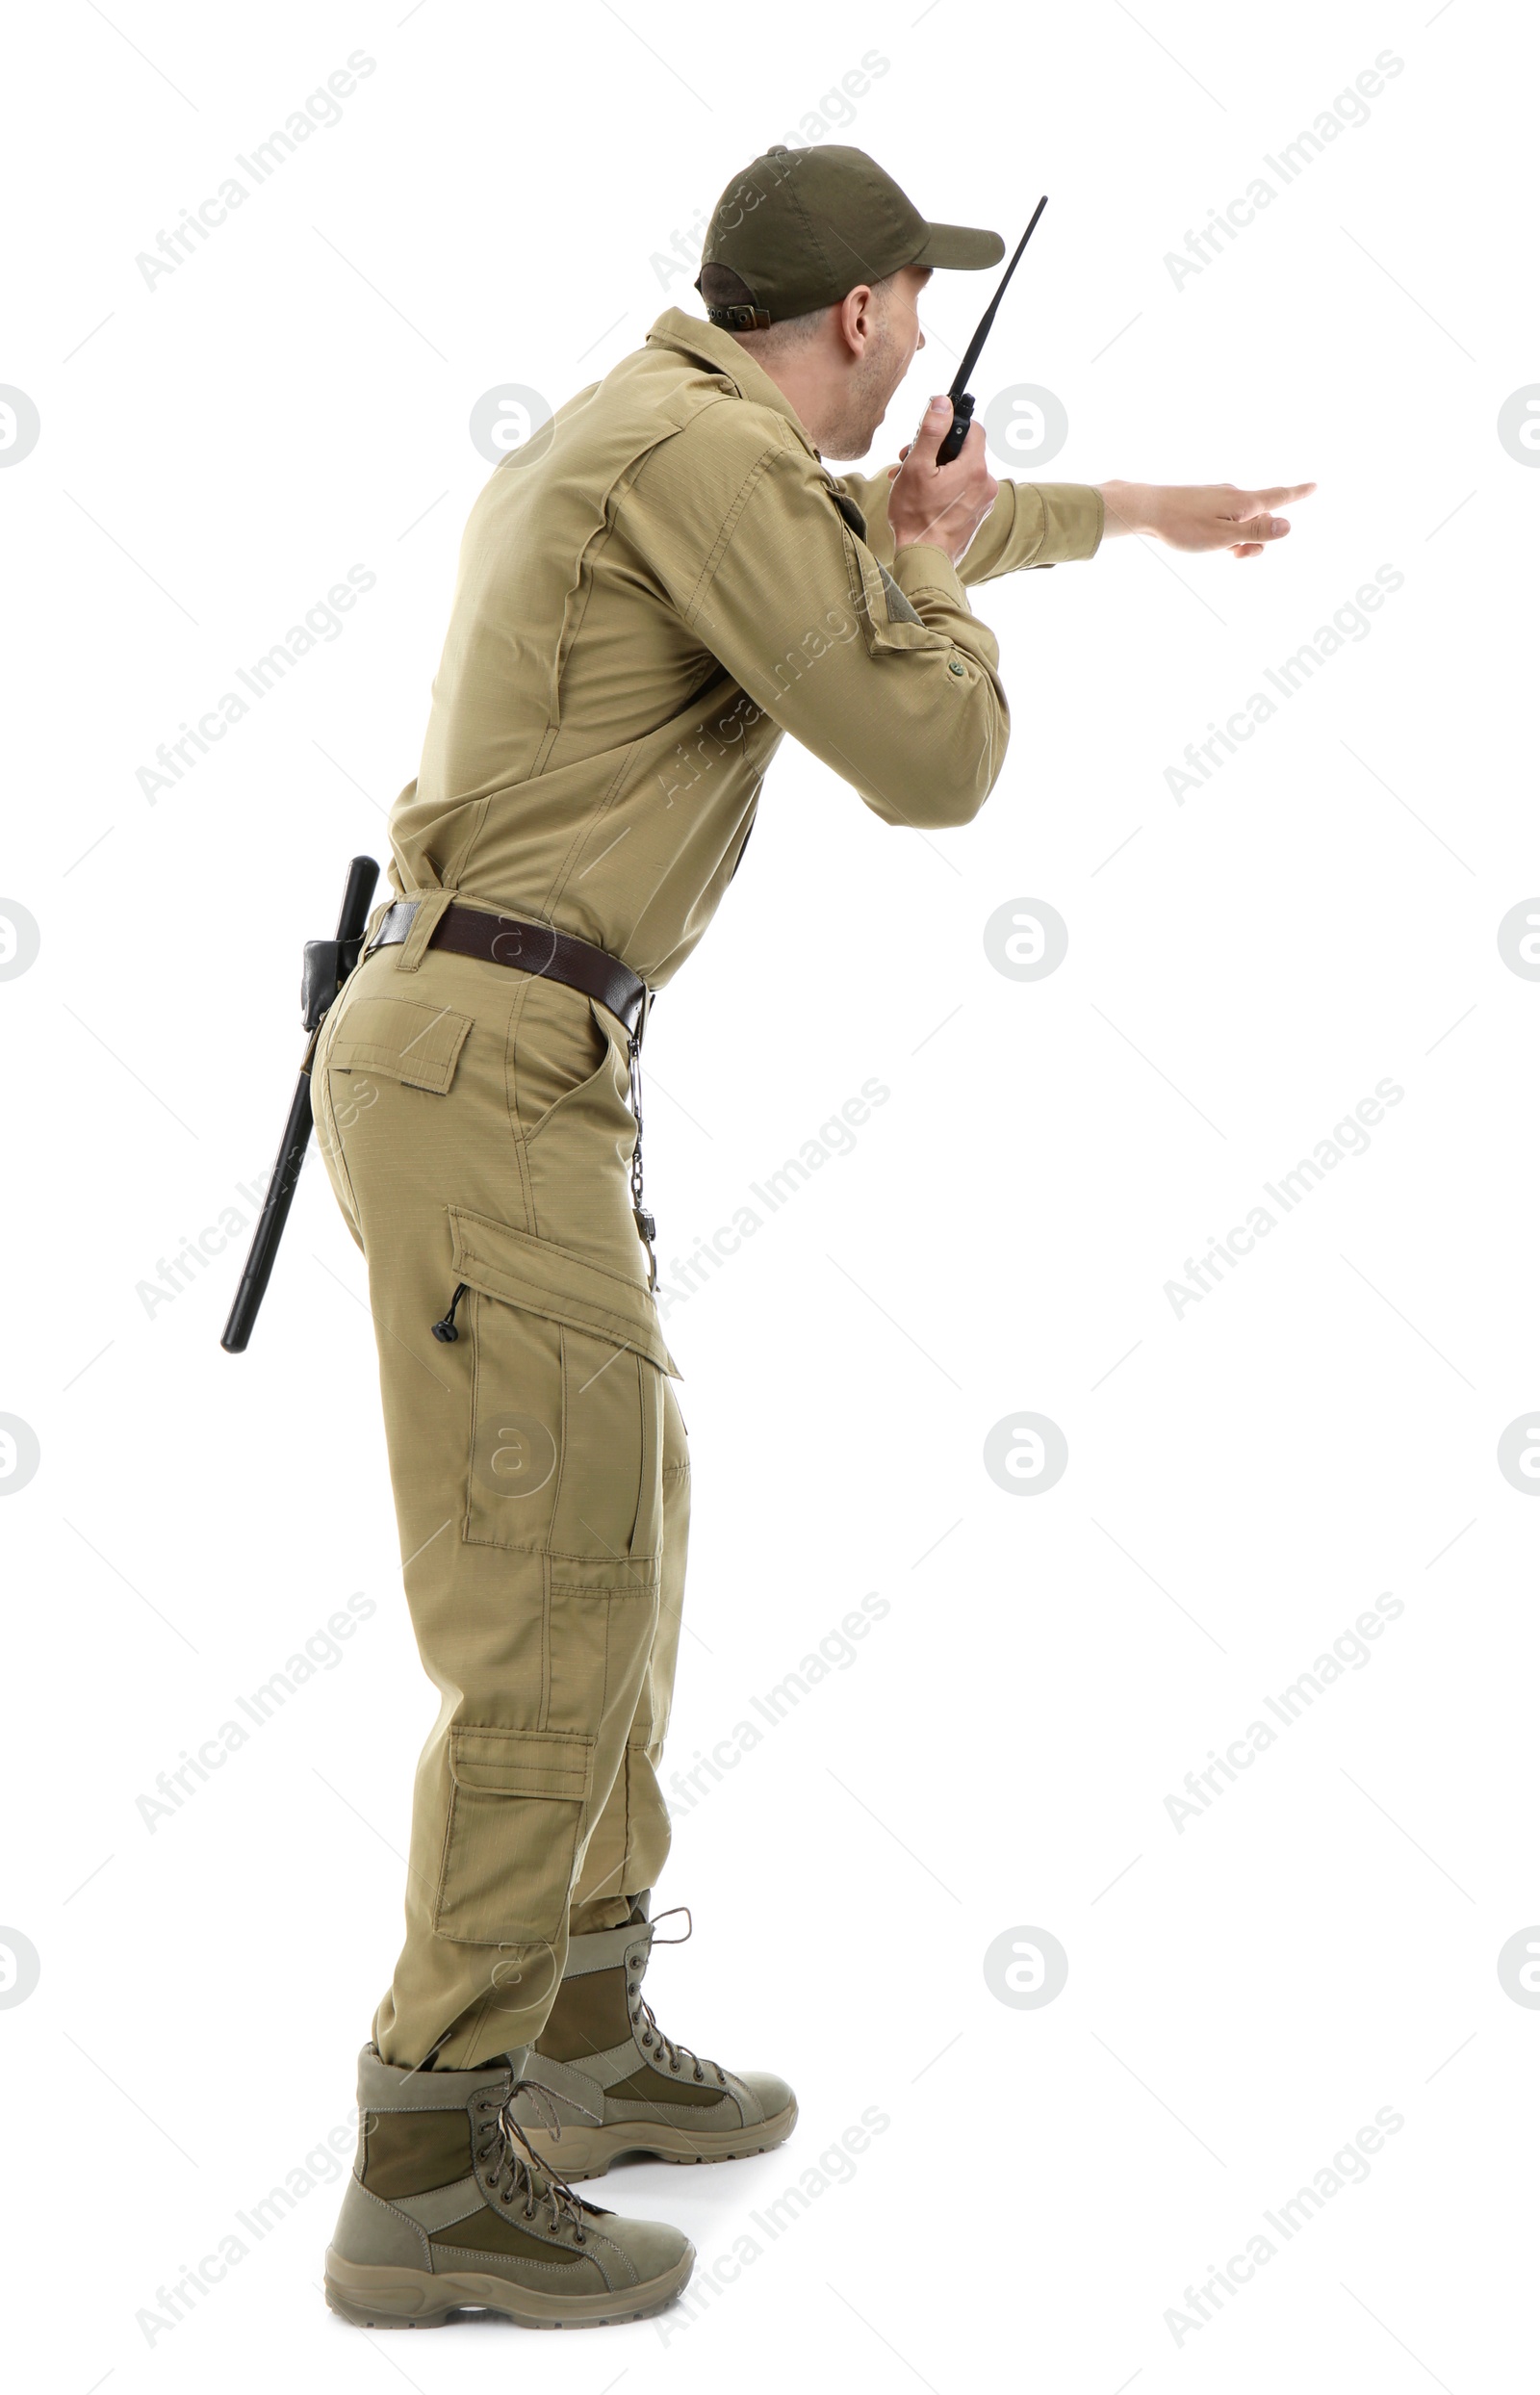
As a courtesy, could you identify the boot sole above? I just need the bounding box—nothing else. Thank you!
[322,2242,694,2330]
[523,2099,798,2181]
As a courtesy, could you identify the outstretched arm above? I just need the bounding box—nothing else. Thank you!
[1096,478,1318,559]
[838,408,1314,577]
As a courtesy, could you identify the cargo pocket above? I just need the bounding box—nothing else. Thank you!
[434,1725,594,1945]
[449,1206,680,1588]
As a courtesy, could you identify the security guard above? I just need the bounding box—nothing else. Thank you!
[319,142,1313,2331]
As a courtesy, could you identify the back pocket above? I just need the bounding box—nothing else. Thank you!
[323,994,474,1092]
[449,1207,680,1589]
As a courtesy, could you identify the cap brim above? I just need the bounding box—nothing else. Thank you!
[911,221,1005,270]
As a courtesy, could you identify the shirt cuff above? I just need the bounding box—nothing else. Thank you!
[1012,481,1105,567]
[890,542,967,606]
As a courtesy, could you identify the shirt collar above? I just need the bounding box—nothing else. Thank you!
[645,306,823,461]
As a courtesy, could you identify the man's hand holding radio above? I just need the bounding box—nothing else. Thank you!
[887,396,1000,565]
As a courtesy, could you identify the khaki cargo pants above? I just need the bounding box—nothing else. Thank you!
[313,917,687,2070]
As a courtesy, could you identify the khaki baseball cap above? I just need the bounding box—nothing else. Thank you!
[695,144,1004,327]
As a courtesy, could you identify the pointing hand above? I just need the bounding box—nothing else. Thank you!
[1096,478,1319,557]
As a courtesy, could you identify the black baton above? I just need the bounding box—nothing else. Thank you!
[220,854,379,1353]
[936,194,1049,465]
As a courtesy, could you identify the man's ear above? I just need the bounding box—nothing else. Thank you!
[837,284,877,358]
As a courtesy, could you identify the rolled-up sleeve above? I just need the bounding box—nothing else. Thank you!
[647,429,1011,831]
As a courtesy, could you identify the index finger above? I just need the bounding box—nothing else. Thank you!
[1230,481,1317,518]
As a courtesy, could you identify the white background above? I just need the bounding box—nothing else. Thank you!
[3,1,1536,2387]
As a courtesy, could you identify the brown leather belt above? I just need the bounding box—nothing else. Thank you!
[370,899,650,1042]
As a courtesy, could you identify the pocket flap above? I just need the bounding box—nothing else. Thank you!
[448,1207,680,1378]
[328,996,474,1093]
[448,1725,595,1799]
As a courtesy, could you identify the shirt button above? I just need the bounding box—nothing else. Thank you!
[947,658,965,677]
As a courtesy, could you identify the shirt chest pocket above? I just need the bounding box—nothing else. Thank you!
[448,1205,680,1592]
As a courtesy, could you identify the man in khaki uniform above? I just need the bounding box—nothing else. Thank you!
[318,143,1312,2330]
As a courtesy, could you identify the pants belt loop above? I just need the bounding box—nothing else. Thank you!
[393,889,453,974]
[359,894,395,957]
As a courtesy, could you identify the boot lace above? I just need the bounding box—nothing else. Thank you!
[628,1906,728,2089]
[473,2080,599,2242]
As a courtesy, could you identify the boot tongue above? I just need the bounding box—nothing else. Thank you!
[480,2078,614,2225]
[627,1889,652,1926]
[516,2133,616,2225]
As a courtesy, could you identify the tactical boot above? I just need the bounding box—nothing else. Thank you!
[515,1898,796,2178]
[323,2044,693,2329]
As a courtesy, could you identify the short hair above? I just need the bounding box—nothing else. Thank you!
[698,262,897,358]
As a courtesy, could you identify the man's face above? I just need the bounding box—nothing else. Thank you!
[829,264,931,459]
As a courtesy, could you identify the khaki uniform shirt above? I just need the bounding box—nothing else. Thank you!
[387,305,1103,989]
